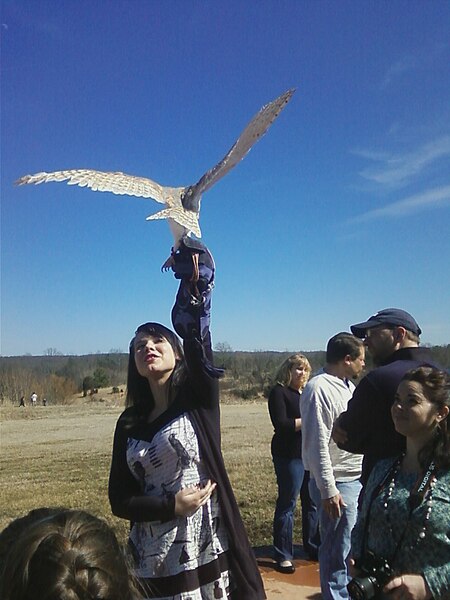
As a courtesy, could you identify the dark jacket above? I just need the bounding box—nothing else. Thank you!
[337,346,435,486]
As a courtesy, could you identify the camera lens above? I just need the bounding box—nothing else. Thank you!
[347,576,378,600]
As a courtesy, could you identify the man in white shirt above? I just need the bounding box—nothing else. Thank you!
[301,333,365,600]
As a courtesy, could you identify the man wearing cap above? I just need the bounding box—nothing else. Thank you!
[332,308,435,489]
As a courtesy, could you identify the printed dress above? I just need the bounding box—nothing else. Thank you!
[126,412,231,599]
[109,335,266,600]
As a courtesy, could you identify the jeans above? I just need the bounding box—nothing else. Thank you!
[272,456,305,562]
[310,477,361,600]
[300,470,321,559]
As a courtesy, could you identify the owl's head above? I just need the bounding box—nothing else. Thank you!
[181,185,201,213]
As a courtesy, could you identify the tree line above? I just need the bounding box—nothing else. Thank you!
[0,353,127,406]
[1,345,449,405]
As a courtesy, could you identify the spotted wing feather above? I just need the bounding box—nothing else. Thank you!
[193,88,295,196]
[146,206,201,238]
[15,169,166,203]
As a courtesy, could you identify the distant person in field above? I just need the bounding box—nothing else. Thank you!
[301,333,365,600]
[108,239,265,599]
[268,354,320,573]
[19,396,25,407]
[332,308,436,489]
[0,508,142,600]
[30,392,37,406]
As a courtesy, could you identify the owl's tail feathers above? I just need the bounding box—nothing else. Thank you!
[146,208,173,221]
[146,208,201,238]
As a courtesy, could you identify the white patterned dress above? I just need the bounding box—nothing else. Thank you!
[126,412,231,599]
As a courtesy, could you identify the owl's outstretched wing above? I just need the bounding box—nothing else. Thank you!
[15,169,166,203]
[192,88,295,196]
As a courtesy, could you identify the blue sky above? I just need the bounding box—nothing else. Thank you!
[1,0,449,356]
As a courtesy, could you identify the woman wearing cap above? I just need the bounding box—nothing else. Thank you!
[350,367,450,600]
[109,241,265,600]
[268,354,320,573]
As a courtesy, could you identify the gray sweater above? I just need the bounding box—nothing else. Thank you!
[300,370,363,499]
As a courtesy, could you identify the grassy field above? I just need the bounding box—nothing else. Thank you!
[0,400,303,548]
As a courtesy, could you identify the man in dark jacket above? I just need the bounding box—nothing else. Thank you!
[332,308,435,488]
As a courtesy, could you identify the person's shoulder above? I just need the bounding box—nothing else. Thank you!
[269,383,285,399]
[302,372,337,398]
[369,456,398,484]
[437,466,450,484]
[380,347,434,370]
[306,369,326,383]
[375,456,397,471]
[118,405,135,417]
[362,349,420,382]
[307,371,341,389]
[116,406,138,428]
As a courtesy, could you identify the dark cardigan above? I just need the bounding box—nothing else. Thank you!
[268,384,302,459]
[108,336,266,599]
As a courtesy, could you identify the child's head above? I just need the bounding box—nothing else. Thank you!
[0,508,142,600]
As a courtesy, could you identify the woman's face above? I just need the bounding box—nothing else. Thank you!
[290,364,307,390]
[133,332,177,381]
[391,380,444,439]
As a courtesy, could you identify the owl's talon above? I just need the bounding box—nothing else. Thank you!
[161,256,175,272]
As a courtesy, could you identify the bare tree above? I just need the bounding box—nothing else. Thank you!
[215,341,233,352]
[44,348,63,356]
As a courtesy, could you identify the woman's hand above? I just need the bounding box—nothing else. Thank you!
[174,480,217,517]
[383,574,432,600]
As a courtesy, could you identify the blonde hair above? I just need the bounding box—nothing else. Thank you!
[275,354,312,390]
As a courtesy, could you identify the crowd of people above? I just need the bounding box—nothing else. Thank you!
[268,308,449,600]
[1,240,449,600]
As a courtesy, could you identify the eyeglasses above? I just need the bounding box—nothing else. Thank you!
[363,326,395,340]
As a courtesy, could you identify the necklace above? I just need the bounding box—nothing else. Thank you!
[382,455,437,548]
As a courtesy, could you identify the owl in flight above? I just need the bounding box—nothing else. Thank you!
[16,88,295,269]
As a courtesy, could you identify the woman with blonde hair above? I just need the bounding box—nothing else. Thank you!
[268,353,319,573]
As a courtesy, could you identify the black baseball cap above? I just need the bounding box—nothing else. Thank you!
[350,308,422,338]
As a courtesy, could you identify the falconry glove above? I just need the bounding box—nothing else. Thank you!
[171,237,223,378]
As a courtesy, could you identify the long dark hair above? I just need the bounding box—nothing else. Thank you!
[402,367,450,470]
[0,509,143,600]
[126,322,187,422]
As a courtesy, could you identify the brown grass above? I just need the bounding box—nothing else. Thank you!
[0,401,303,547]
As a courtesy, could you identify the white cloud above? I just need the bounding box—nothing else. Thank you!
[357,136,450,188]
[381,43,448,89]
[349,185,450,224]
[381,55,418,89]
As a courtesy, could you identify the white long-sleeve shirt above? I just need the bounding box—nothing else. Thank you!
[300,370,362,500]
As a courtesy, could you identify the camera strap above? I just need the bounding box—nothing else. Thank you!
[408,460,436,511]
[360,456,436,564]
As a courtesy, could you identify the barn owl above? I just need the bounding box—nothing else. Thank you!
[16,88,295,268]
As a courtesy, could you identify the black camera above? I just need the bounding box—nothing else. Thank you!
[347,552,393,600]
